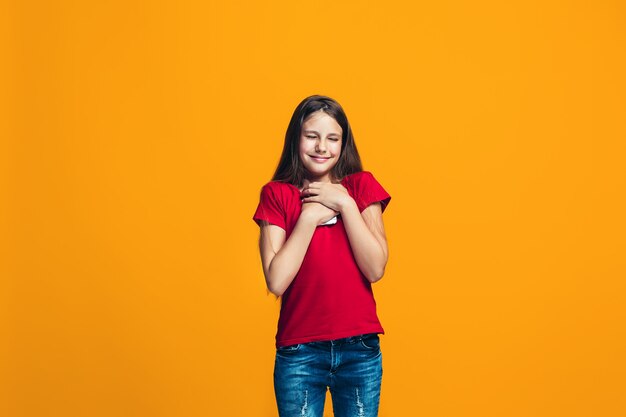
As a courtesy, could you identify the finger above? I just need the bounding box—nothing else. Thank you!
[301,188,318,196]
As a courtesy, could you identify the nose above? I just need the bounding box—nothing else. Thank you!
[315,139,327,153]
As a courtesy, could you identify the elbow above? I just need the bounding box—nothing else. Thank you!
[365,266,386,283]
[266,278,287,297]
[264,267,286,297]
[363,248,388,283]
[265,262,298,296]
[268,286,285,297]
[359,256,388,283]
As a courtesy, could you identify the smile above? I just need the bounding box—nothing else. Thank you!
[309,156,331,163]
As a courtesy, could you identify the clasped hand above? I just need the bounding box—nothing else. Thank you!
[300,180,351,212]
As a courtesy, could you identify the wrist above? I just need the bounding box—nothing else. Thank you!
[339,196,357,214]
[298,210,320,228]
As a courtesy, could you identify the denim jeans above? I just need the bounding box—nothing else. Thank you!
[274,333,382,417]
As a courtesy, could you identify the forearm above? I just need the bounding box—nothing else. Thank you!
[266,216,317,296]
[340,199,388,282]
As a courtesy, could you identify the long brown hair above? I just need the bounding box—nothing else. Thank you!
[272,95,363,187]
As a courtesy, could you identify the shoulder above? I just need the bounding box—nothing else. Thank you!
[257,181,300,205]
[341,170,368,183]
[341,170,378,188]
[254,181,300,229]
[260,180,299,194]
[341,171,391,213]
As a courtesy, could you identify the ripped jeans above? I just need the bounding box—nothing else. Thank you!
[274,334,382,417]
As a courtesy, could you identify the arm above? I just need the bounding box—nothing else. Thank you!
[339,199,389,283]
[258,204,337,296]
[299,179,390,283]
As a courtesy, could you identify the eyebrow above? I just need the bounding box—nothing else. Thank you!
[303,130,341,137]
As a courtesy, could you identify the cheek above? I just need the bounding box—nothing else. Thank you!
[298,141,308,154]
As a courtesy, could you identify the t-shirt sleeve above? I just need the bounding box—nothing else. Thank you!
[252,183,287,230]
[352,171,392,213]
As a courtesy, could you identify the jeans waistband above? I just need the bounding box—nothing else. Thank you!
[329,333,378,346]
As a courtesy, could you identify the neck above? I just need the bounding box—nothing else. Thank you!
[305,174,333,184]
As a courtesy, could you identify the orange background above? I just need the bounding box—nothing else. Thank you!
[3,1,626,416]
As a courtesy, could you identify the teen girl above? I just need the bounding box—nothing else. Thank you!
[252,95,391,417]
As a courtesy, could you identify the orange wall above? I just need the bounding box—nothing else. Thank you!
[3,1,625,416]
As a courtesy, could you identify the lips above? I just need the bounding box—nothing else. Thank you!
[309,155,331,163]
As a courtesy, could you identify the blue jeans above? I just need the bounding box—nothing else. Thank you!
[274,333,382,417]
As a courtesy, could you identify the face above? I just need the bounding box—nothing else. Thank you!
[299,110,343,183]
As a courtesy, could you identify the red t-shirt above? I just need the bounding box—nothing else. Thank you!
[252,171,391,347]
